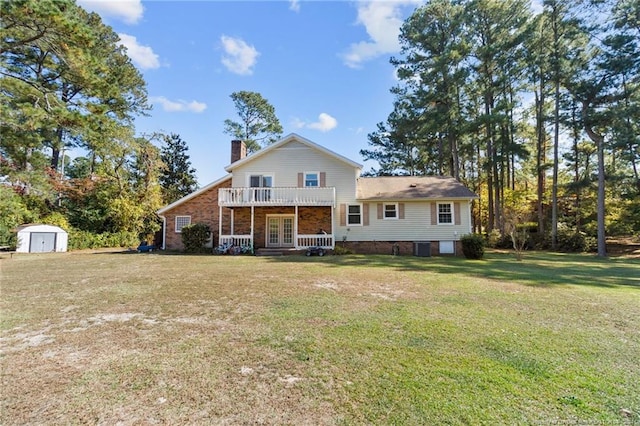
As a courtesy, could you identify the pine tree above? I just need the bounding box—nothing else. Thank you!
[159,133,198,204]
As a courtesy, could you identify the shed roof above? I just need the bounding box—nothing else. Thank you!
[356,176,478,200]
[15,224,68,233]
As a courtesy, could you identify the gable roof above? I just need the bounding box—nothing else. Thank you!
[156,174,231,215]
[224,133,362,172]
[357,176,478,200]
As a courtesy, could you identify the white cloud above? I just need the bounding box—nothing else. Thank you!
[220,35,259,75]
[343,0,420,69]
[293,113,338,132]
[150,96,207,113]
[289,0,300,12]
[77,0,144,25]
[118,33,160,70]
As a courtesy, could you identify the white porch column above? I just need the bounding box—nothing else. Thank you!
[331,205,335,248]
[218,206,222,244]
[231,208,234,236]
[294,205,299,249]
[251,205,255,247]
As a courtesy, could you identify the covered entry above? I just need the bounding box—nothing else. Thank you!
[15,224,68,253]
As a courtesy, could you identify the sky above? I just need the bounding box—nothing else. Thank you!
[75,0,432,186]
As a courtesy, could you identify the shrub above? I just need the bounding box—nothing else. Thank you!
[461,233,485,259]
[556,230,597,253]
[181,223,211,253]
[68,230,138,250]
[333,245,352,255]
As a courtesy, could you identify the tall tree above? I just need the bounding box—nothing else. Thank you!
[390,0,469,180]
[0,0,149,176]
[159,133,198,204]
[223,91,283,153]
[465,0,532,233]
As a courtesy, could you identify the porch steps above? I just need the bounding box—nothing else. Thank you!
[255,248,301,257]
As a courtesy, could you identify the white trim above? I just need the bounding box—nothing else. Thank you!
[225,133,363,172]
[175,215,191,233]
[383,202,398,220]
[247,172,274,187]
[304,171,319,187]
[437,202,454,225]
[347,203,363,226]
[157,174,231,214]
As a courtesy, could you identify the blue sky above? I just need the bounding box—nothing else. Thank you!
[76,0,429,185]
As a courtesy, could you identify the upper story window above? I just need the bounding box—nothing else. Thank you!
[384,203,398,219]
[348,204,362,225]
[175,215,191,233]
[438,203,453,224]
[249,174,272,188]
[305,172,319,187]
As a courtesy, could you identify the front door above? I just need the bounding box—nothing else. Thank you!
[267,215,294,248]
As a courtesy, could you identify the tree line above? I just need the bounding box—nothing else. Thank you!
[0,0,286,248]
[361,0,639,256]
[2,0,637,255]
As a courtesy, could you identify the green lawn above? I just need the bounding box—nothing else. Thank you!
[1,250,638,424]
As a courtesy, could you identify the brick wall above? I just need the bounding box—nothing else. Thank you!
[161,179,231,250]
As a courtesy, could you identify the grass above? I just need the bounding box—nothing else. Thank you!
[1,250,638,425]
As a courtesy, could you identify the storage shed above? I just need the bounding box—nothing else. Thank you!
[15,224,68,253]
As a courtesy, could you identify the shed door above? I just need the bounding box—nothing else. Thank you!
[30,232,56,253]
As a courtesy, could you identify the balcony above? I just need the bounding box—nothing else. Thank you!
[219,187,336,207]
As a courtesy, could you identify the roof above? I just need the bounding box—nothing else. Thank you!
[356,176,478,200]
[15,224,68,233]
[224,133,363,172]
[156,174,231,215]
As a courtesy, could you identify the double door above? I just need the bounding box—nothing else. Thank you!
[267,215,294,248]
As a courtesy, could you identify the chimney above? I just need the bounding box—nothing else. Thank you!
[231,139,247,163]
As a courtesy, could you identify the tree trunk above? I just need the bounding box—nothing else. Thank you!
[582,100,607,257]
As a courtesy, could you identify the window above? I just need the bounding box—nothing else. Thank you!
[175,216,191,232]
[304,172,319,187]
[438,203,453,224]
[249,174,272,202]
[347,204,362,225]
[249,175,272,188]
[384,203,398,219]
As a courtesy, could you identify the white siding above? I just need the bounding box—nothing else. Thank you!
[231,140,358,199]
[336,200,473,242]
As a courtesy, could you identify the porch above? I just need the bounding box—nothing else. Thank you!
[217,205,335,251]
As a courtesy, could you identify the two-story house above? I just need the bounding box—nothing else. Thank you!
[157,133,477,255]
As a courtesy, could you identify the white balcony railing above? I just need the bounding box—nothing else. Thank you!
[219,187,335,207]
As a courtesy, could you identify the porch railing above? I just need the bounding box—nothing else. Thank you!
[219,187,335,207]
[296,234,334,249]
[218,234,335,250]
[218,235,252,248]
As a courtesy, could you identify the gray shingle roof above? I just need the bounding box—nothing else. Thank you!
[357,176,478,200]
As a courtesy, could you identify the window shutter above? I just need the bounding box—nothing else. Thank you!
[339,204,346,226]
[377,203,383,219]
[454,202,461,225]
[320,172,326,187]
[399,203,405,219]
[431,202,437,225]
[363,203,370,226]
[298,173,303,187]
